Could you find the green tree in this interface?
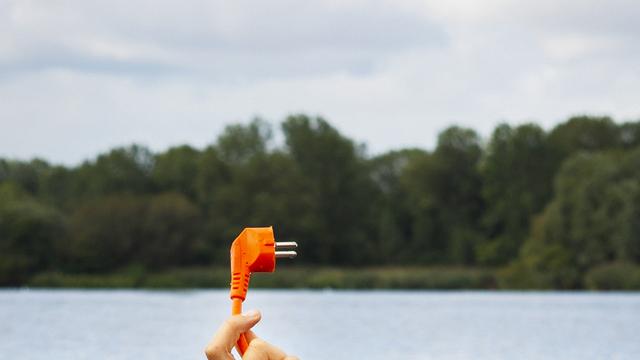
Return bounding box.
[0,159,51,195]
[195,146,231,209]
[369,149,426,263]
[139,193,204,269]
[511,148,640,288]
[548,115,620,159]
[2,114,639,288]
[63,195,147,272]
[204,150,315,264]
[73,145,154,198]
[152,145,201,200]
[0,182,65,285]
[402,127,484,265]
[45,166,74,206]
[196,120,276,263]
[217,118,272,164]
[478,124,555,265]
[282,114,377,264]
[619,121,640,149]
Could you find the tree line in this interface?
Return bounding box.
[1,114,640,288]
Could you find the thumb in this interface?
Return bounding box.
[209,310,262,354]
[233,310,262,333]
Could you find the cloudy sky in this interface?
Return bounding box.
[1,0,639,164]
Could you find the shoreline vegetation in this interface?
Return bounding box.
[26,267,495,289]
[23,264,640,290]
[2,115,640,290]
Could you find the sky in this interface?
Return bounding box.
[1,0,639,165]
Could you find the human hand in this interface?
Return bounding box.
[204,310,298,360]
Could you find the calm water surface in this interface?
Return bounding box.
[1,290,639,359]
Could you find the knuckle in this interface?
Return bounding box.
[203,344,221,358]
[223,317,239,332]
[252,339,267,346]
[249,339,267,349]
[223,317,237,327]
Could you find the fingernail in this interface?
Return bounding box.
[242,309,259,318]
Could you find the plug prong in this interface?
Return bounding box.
[275,251,297,259]
[275,241,298,250]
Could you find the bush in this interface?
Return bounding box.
[25,266,498,289]
[584,263,640,290]
[0,193,65,285]
[497,262,553,290]
[29,272,140,288]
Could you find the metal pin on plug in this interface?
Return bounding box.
[275,241,298,250]
[275,251,297,259]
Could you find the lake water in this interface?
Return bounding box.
[1,290,639,359]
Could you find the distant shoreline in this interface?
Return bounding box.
[7,266,637,291]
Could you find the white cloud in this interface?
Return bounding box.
[0,0,639,164]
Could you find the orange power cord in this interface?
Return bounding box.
[231,298,250,353]
[229,227,297,356]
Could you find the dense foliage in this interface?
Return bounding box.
[1,114,640,288]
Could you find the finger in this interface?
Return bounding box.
[205,310,261,357]
[217,310,261,349]
[283,357,300,360]
[245,330,258,343]
[243,339,287,360]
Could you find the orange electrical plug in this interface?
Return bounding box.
[229,227,297,356]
